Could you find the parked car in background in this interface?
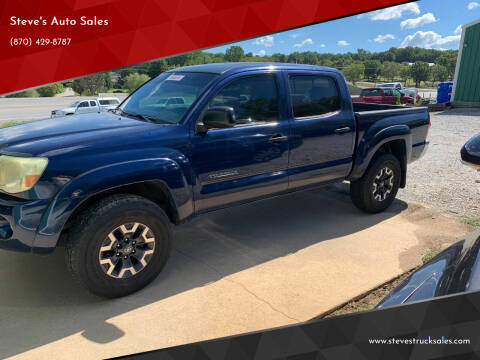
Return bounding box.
[0,63,430,297]
[378,82,403,90]
[461,133,480,172]
[377,135,480,308]
[51,97,120,117]
[352,87,414,105]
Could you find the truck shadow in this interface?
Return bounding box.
[0,183,407,358]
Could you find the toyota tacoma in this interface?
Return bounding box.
[0,63,430,297]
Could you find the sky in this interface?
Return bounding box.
[212,0,480,55]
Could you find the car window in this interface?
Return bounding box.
[393,90,401,97]
[361,89,382,97]
[78,101,89,108]
[384,89,393,96]
[289,75,340,118]
[209,75,279,124]
[120,72,218,124]
[89,101,96,106]
[99,99,120,105]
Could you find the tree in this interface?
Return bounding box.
[343,63,365,84]
[381,62,401,82]
[37,83,64,97]
[399,64,411,87]
[410,62,432,87]
[431,64,449,84]
[72,73,110,95]
[436,51,457,79]
[6,89,39,98]
[224,46,244,62]
[123,73,151,93]
[364,60,381,82]
[148,59,169,78]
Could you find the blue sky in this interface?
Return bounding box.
[212,0,480,55]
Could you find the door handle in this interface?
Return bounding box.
[335,127,351,134]
[269,134,288,143]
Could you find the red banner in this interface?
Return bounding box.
[0,0,411,94]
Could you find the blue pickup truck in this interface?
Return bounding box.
[0,63,430,297]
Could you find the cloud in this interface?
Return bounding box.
[401,30,461,49]
[400,13,438,29]
[364,3,420,21]
[337,40,350,46]
[289,34,299,38]
[319,44,326,48]
[293,38,313,48]
[255,49,266,56]
[372,34,395,43]
[454,25,463,35]
[253,35,274,47]
[468,2,480,10]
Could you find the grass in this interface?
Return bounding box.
[0,121,18,128]
[464,217,480,228]
[422,248,441,264]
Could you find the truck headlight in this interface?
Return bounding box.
[0,156,48,193]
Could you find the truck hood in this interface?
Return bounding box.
[0,112,159,156]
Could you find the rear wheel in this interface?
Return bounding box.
[350,153,401,213]
[66,194,172,298]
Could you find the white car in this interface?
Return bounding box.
[377,82,403,90]
[51,97,121,117]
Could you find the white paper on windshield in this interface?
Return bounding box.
[166,74,184,81]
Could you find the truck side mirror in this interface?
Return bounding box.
[196,106,236,134]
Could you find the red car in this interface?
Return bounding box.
[353,87,414,105]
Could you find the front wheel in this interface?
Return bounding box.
[350,153,401,213]
[66,195,172,298]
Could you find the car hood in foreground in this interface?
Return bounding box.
[461,133,480,167]
[377,230,480,308]
[0,112,158,156]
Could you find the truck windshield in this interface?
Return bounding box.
[119,72,218,124]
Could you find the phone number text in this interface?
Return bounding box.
[10,38,72,47]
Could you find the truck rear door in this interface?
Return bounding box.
[190,71,290,213]
[286,71,355,189]
[382,89,396,104]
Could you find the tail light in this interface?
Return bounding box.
[426,116,431,139]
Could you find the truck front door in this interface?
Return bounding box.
[190,72,290,213]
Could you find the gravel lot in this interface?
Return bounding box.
[397,108,480,217]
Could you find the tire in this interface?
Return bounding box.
[350,153,401,213]
[66,194,172,298]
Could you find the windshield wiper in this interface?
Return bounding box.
[118,110,165,124]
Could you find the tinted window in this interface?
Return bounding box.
[384,89,393,96]
[210,75,279,123]
[289,75,340,118]
[99,99,120,105]
[361,89,382,97]
[90,101,96,106]
[78,101,89,108]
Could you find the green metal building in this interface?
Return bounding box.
[452,19,480,106]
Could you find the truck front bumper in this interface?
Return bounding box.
[0,197,51,253]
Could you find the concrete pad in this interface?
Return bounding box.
[0,184,469,360]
